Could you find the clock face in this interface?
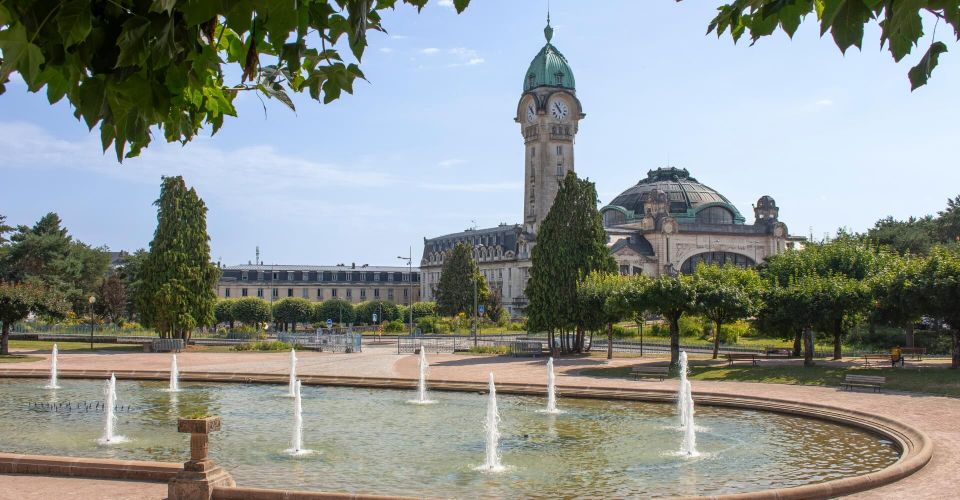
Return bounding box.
[550,100,569,120]
[526,103,536,123]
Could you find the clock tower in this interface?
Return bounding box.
[515,16,584,235]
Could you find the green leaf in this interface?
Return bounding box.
[42,67,70,104]
[820,0,872,53]
[115,17,151,68]
[453,0,470,13]
[879,0,924,62]
[150,0,178,15]
[908,41,948,90]
[0,24,46,86]
[0,5,10,25]
[57,0,93,48]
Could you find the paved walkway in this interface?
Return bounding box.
[0,473,166,500]
[4,345,959,498]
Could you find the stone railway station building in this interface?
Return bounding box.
[419,19,803,317]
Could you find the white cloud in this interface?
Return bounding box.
[0,121,398,220]
[816,99,834,106]
[438,158,466,167]
[446,47,485,67]
[379,47,394,54]
[466,58,485,66]
[420,47,441,55]
[437,0,455,8]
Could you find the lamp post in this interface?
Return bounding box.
[750,240,760,266]
[88,295,96,350]
[397,246,413,335]
[473,270,478,348]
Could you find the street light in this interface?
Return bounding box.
[87,295,96,350]
[750,240,760,266]
[397,246,414,335]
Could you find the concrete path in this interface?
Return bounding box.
[4,345,959,499]
[0,473,166,500]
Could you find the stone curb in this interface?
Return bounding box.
[0,368,933,499]
[0,452,181,482]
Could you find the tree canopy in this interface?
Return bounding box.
[314,297,355,325]
[0,0,470,161]
[232,296,271,327]
[137,176,219,339]
[695,1,959,90]
[526,172,616,354]
[271,296,313,331]
[434,242,488,317]
[691,263,762,359]
[0,281,68,354]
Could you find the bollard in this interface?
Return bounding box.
[168,416,235,500]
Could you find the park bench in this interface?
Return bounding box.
[512,340,544,357]
[631,365,669,381]
[900,347,926,361]
[726,353,758,366]
[841,374,886,393]
[862,354,890,367]
[150,339,184,353]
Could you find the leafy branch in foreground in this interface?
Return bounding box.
[0,0,470,161]
[686,0,957,90]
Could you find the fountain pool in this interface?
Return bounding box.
[0,378,899,498]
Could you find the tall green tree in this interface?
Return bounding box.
[137,176,219,340]
[526,172,616,354]
[214,298,237,329]
[116,249,148,320]
[919,246,960,369]
[873,253,926,347]
[937,195,960,243]
[232,297,271,328]
[695,1,958,90]
[314,298,356,326]
[866,215,938,256]
[0,281,67,354]
[0,214,12,246]
[272,297,315,332]
[0,0,470,161]
[643,275,697,369]
[435,242,488,317]
[691,263,763,359]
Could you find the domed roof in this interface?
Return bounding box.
[523,20,575,92]
[606,167,744,221]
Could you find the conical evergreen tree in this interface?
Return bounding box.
[137,176,219,340]
[435,242,489,317]
[526,172,616,353]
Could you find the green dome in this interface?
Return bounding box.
[523,21,575,92]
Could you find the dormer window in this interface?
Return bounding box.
[554,72,564,85]
[528,74,535,86]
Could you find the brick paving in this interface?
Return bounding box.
[4,344,959,499]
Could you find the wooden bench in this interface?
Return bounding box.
[841,374,886,393]
[726,353,758,366]
[900,347,926,360]
[151,339,184,353]
[631,365,669,381]
[862,354,890,367]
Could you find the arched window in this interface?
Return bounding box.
[696,206,734,224]
[603,210,626,227]
[680,252,755,274]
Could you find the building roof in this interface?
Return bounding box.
[609,234,655,256]
[604,167,745,223]
[224,264,415,273]
[523,19,575,92]
[423,224,521,253]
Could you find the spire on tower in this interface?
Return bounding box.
[544,1,553,42]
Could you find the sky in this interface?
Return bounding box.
[2,1,958,267]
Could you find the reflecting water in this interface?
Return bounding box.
[0,378,899,498]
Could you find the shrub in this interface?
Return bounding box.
[233,297,271,327]
[466,345,510,355]
[719,320,752,344]
[678,315,707,338]
[314,298,355,325]
[383,319,405,333]
[233,341,299,352]
[410,301,438,319]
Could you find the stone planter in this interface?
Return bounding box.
[178,416,221,435]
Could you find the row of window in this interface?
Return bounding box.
[223,287,412,301]
[237,270,418,283]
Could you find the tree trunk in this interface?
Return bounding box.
[833,318,843,360]
[606,324,614,360]
[803,327,814,367]
[792,329,802,357]
[905,322,915,348]
[669,314,680,370]
[586,330,593,352]
[712,319,722,359]
[1,321,9,356]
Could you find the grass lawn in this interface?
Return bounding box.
[0,354,43,363]
[7,340,142,352]
[579,364,960,398]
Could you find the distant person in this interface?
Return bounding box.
[890,346,904,367]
